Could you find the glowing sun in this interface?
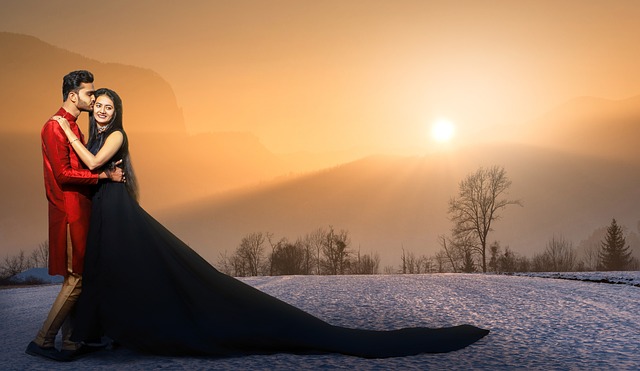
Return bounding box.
[431,118,455,143]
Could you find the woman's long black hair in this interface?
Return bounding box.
[86,88,139,201]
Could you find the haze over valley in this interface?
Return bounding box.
[1,1,640,268]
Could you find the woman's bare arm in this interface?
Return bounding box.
[54,116,124,171]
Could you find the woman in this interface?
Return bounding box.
[55,88,489,358]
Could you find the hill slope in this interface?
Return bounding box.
[158,145,640,267]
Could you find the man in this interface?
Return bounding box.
[25,70,123,362]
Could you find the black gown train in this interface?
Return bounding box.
[72,181,489,358]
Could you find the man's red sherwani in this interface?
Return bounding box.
[41,108,98,276]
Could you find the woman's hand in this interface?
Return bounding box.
[52,115,71,132]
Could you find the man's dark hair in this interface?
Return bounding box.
[62,70,94,101]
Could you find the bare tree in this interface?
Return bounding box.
[542,235,577,272]
[303,228,326,275]
[434,250,449,273]
[438,235,459,273]
[351,248,380,275]
[1,250,30,279]
[236,232,269,276]
[577,226,607,271]
[294,237,315,275]
[448,166,522,272]
[1,242,50,283]
[515,255,531,272]
[230,254,250,277]
[383,265,397,274]
[216,250,234,276]
[438,233,476,273]
[321,226,351,275]
[270,238,307,275]
[402,249,422,274]
[400,248,435,274]
[580,243,600,271]
[29,241,49,268]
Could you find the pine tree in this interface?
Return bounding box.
[599,219,633,271]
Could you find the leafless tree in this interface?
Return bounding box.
[420,255,434,273]
[303,228,326,275]
[448,166,522,272]
[294,236,315,275]
[216,250,234,276]
[580,243,601,271]
[1,250,30,279]
[320,226,351,275]
[400,248,434,274]
[434,250,449,273]
[383,265,397,274]
[270,238,307,275]
[438,234,461,273]
[543,235,577,272]
[515,254,531,272]
[29,241,49,268]
[350,248,380,275]
[236,232,269,276]
[400,248,416,274]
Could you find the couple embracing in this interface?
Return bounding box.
[26,70,489,363]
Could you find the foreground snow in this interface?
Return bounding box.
[1,273,639,370]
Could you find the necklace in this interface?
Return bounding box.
[97,124,111,134]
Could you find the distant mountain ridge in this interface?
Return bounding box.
[1,32,639,269]
[0,32,362,205]
[517,94,640,159]
[0,33,361,256]
[0,32,185,134]
[158,145,640,267]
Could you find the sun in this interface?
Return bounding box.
[431,118,455,143]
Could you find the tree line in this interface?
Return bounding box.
[411,221,638,274]
[431,165,638,273]
[0,241,49,284]
[3,166,638,281]
[216,226,381,277]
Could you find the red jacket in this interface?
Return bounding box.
[41,108,98,276]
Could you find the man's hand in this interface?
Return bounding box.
[107,160,125,182]
[109,167,125,183]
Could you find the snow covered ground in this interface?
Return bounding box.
[1,273,639,370]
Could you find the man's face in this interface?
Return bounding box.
[71,82,95,112]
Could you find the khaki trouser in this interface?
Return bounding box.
[33,225,82,351]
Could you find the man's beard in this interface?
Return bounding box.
[77,98,93,112]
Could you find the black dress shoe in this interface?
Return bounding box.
[25,341,71,362]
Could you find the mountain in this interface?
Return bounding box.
[2,32,639,268]
[0,32,185,135]
[516,95,640,160]
[154,93,640,267]
[157,145,640,267]
[153,95,640,268]
[0,33,365,256]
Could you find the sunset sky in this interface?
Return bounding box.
[2,0,640,154]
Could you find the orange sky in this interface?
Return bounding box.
[2,0,640,153]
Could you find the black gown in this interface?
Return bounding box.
[72,135,489,358]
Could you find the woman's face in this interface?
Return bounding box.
[93,95,115,125]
